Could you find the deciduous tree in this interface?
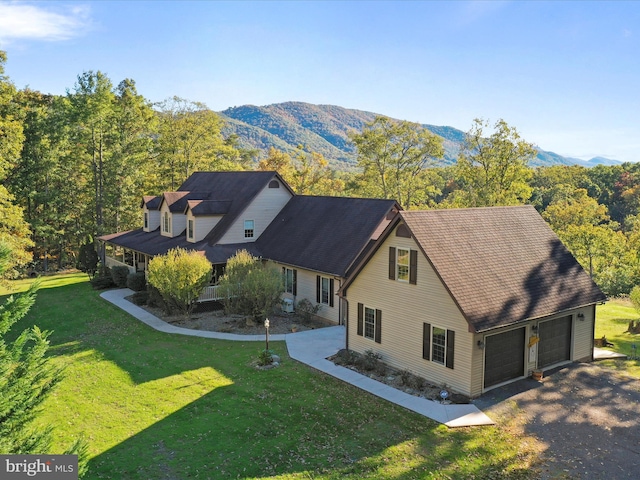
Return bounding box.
[349,116,444,208]
[449,118,535,207]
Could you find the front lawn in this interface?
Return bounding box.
[596,298,640,378]
[5,273,537,479]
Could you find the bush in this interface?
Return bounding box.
[357,349,382,372]
[126,272,147,292]
[295,298,322,323]
[257,349,274,366]
[147,248,212,316]
[130,291,149,305]
[218,250,284,319]
[111,266,130,288]
[90,266,115,290]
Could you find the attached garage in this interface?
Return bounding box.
[484,327,526,389]
[538,315,572,368]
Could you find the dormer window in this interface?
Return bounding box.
[244,220,254,238]
[144,212,149,229]
[163,211,171,234]
[188,219,194,240]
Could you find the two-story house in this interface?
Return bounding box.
[101,172,606,397]
[99,171,400,324]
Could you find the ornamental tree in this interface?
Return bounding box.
[147,247,212,316]
[218,250,284,319]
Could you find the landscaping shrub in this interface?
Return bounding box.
[110,266,130,288]
[126,272,146,292]
[147,248,212,316]
[257,349,275,366]
[218,250,284,319]
[358,349,382,372]
[130,291,149,305]
[90,266,115,290]
[295,298,322,323]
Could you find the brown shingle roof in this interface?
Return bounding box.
[400,206,606,332]
[256,196,399,277]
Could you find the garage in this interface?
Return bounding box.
[484,327,526,389]
[538,315,572,368]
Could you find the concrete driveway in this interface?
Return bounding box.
[475,363,640,479]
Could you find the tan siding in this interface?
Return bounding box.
[271,262,340,324]
[220,182,293,244]
[143,206,160,232]
[186,211,222,243]
[346,228,474,397]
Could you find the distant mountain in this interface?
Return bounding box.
[219,102,621,168]
[567,156,624,167]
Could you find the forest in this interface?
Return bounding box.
[1,50,639,297]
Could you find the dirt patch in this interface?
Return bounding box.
[132,300,332,335]
[475,363,640,479]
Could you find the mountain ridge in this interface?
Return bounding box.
[218,101,622,168]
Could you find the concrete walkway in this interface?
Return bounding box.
[101,289,494,427]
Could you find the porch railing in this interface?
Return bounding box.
[198,285,223,302]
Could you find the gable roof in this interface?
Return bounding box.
[142,195,161,209]
[185,200,231,216]
[256,196,400,277]
[344,205,606,332]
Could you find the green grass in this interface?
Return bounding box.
[4,273,537,479]
[596,298,640,378]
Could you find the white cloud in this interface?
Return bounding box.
[0,1,91,42]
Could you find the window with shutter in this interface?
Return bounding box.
[390,247,417,284]
[316,275,334,307]
[424,324,454,369]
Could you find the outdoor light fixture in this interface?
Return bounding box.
[577,313,585,321]
[531,324,538,332]
[264,318,270,351]
[477,340,485,349]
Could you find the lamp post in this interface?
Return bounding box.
[264,318,270,351]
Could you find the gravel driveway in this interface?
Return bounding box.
[475,363,640,479]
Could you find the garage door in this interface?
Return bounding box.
[484,327,526,389]
[538,316,572,368]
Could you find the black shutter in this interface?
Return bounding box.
[329,278,334,307]
[409,250,418,285]
[389,247,396,280]
[446,329,455,369]
[316,275,320,303]
[357,303,364,336]
[423,323,431,360]
[375,309,382,344]
[292,269,297,296]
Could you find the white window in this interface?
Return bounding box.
[284,267,296,294]
[397,248,409,281]
[162,211,171,233]
[244,220,254,238]
[432,327,446,365]
[321,277,330,304]
[364,306,376,340]
[188,219,194,240]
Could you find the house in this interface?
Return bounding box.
[99,171,400,324]
[101,172,606,397]
[339,206,606,398]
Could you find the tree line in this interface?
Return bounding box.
[2,50,640,296]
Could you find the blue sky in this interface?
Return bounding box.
[1,0,639,162]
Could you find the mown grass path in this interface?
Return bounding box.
[3,273,537,479]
